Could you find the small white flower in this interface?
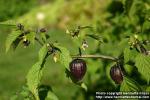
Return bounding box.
[81,40,88,51]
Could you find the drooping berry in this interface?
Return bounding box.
[69,59,87,81]
[110,64,123,84]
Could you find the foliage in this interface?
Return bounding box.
[135,54,150,84]
[5,30,22,52]
[1,0,150,100]
[120,76,142,92]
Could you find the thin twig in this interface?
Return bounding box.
[34,34,117,62]
[71,54,118,61]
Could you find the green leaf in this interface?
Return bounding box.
[142,20,150,34]
[5,30,22,52]
[46,91,59,100]
[26,62,42,100]
[80,82,88,92]
[19,86,33,99]
[10,85,35,100]
[124,48,131,63]
[40,32,47,43]
[123,0,134,15]
[38,44,48,63]
[135,54,150,84]
[124,64,134,75]
[0,20,16,27]
[26,32,36,44]
[124,48,138,63]
[120,76,142,92]
[54,44,72,68]
[38,85,59,100]
[26,44,48,100]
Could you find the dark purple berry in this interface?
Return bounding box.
[110,64,123,84]
[69,59,87,81]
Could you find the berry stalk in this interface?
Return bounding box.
[71,54,118,61]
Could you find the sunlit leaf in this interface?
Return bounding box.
[26,32,36,44]
[80,82,88,92]
[120,76,142,91]
[5,30,22,52]
[38,85,59,100]
[0,20,16,27]
[38,44,48,63]
[54,44,72,68]
[26,44,48,100]
[135,54,150,84]
[26,62,42,100]
[142,20,150,34]
[124,48,138,63]
[46,91,59,100]
[123,0,134,15]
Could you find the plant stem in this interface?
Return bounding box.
[34,36,117,61]
[71,54,118,61]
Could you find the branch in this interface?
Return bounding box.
[34,34,117,61]
[71,54,118,61]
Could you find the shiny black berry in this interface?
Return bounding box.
[110,64,123,84]
[69,59,87,81]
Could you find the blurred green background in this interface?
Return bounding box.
[0,0,150,100]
